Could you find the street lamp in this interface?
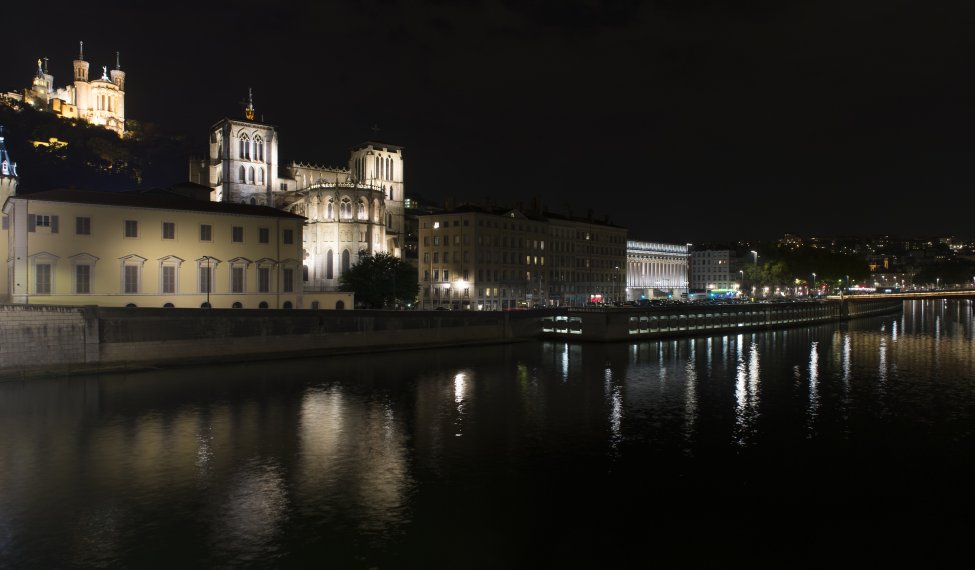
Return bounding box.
[750,250,758,266]
[812,272,817,297]
[936,277,940,290]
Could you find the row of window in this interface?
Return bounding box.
[27,215,293,244]
[238,136,265,161]
[130,300,345,310]
[238,165,266,184]
[32,261,299,295]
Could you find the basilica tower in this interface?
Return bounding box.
[349,142,404,255]
[0,126,18,204]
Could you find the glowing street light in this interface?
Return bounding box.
[750,250,758,266]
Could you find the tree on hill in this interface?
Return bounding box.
[339,251,418,309]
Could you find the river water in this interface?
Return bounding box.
[1,300,974,568]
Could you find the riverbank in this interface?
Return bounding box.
[0,299,905,379]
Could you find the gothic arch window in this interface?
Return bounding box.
[373,199,380,223]
[387,213,393,229]
[341,249,351,274]
[250,197,257,206]
[239,165,246,183]
[389,159,394,181]
[326,249,334,279]
[335,300,345,310]
[248,166,255,183]
[326,199,334,220]
[258,167,264,184]
[239,134,250,159]
[357,198,369,221]
[340,198,352,220]
[254,136,264,162]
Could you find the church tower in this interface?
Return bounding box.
[0,126,18,204]
[349,141,405,255]
[73,41,91,112]
[197,90,279,205]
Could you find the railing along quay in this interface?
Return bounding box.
[540,299,904,341]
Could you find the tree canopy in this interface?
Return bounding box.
[339,251,418,309]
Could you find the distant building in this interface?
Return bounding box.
[689,249,742,292]
[416,204,626,310]
[625,241,689,300]
[188,93,406,291]
[3,42,126,136]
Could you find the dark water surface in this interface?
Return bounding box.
[2,300,974,568]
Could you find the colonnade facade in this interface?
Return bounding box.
[625,241,689,300]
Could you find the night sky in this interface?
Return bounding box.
[2,0,973,243]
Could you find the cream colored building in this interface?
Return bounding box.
[188,95,405,291]
[4,42,126,136]
[1,188,350,310]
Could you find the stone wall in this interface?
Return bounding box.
[0,305,98,375]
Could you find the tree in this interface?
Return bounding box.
[339,251,418,309]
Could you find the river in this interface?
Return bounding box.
[1,300,973,568]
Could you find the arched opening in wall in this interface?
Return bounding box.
[248,166,255,183]
[387,213,392,228]
[357,199,368,221]
[326,200,334,220]
[340,198,352,219]
[239,165,246,182]
[125,303,137,308]
[258,168,264,184]
[311,301,320,309]
[250,197,256,205]
[201,302,212,309]
[326,250,334,279]
[259,301,269,309]
[163,302,174,308]
[335,300,345,310]
[283,301,293,309]
[341,250,351,274]
[303,265,309,282]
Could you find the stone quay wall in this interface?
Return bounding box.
[0,305,540,378]
[1,299,904,378]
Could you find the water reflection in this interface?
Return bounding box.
[2,301,975,567]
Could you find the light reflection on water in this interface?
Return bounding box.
[1,300,975,567]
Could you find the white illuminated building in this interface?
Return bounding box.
[3,42,126,136]
[189,93,405,291]
[626,241,689,300]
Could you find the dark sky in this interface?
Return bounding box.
[3,0,974,242]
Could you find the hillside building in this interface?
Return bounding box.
[3,42,126,136]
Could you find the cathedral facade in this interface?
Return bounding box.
[189,95,405,292]
[3,42,126,136]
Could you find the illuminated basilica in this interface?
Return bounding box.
[189,92,405,291]
[3,42,126,136]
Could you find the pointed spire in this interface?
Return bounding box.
[79,40,84,60]
[115,51,121,70]
[244,88,255,120]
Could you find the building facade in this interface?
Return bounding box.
[0,189,355,309]
[188,98,405,291]
[3,42,126,136]
[688,249,742,292]
[625,241,690,300]
[417,206,626,309]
